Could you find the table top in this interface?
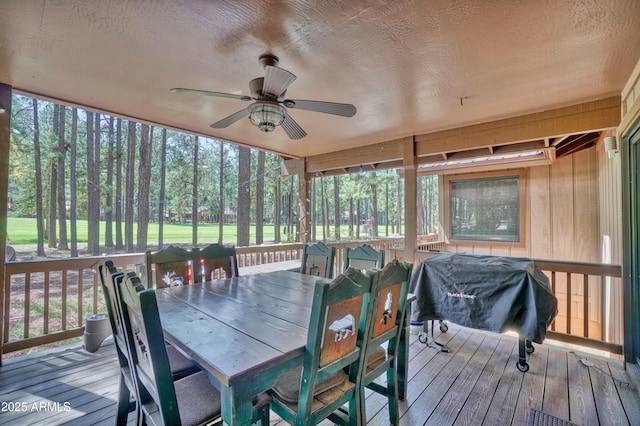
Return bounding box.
[155,270,325,387]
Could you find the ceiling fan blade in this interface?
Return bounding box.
[281,114,307,140]
[210,108,250,128]
[171,88,251,101]
[263,66,296,98]
[284,99,356,117]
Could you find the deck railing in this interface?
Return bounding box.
[407,248,624,356]
[2,238,621,359]
[1,238,403,358]
[534,259,623,355]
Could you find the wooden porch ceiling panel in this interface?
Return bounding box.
[1,1,639,161]
[555,132,601,158]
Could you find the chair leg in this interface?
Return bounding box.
[116,381,134,426]
[386,367,399,426]
[258,404,270,426]
[356,387,366,426]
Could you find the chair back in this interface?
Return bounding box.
[355,259,412,425]
[301,242,335,278]
[145,245,198,288]
[118,274,182,425]
[98,261,142,423]
[367,260,412,348]
[98,261,139,363]
[297,268,372,424]
[197,243,239,282]
[343,244,384,272]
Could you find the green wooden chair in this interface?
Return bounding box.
[268,268,372,425]
[145,245,199,288]
[98,262,139,425]
[300,241,336,278]
[117,274,271,425]
[343,244,384,272]
[99,261,202,424]
[196,243,239,282]
[354,259,412,425]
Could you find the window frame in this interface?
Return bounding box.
[443,169,527,248]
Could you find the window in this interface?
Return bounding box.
[444,170,526,244]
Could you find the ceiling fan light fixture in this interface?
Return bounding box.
[248,102,286,132]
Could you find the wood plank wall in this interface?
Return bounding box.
[444,142,624,344]
[597,131,624,344]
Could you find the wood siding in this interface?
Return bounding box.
[445,146,600,261]
[444,144,625,345]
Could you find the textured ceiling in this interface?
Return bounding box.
[1,0,639,159]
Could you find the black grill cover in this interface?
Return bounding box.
[410,253,558,343]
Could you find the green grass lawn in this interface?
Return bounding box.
[7,217,399,246]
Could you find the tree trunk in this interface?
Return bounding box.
[69,108,78,257]
[192,135,199,246]
[397,176,402,235]
[85,111,94,252]
[310,179,316,242]
[255,150,265,245]
[32,99,46,257]
[136,124,151,252]
[428,175,436,234]
[115,118,124,250]
[320,177,326,241]
[105,116,114,247]
[287,176,294,241]
[125,121,136,252]
[57,105,68,250]
[158,128,167,248]
[333,176,340,240]
[217,141,225,244]
[356,198,361,239]
[417,176,424,235]
[385,181,389,236]
[348,197,354,238]
[90,113,101,255]
[370,179,379,238]
[48,104,58,248]
[236,146,251,246]
[274,179,280,243]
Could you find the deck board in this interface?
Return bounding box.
[512,343,547,425]
[453,335,516,426]
[482,342,527,425]
[1,324,639,426]
[567,350,600,426]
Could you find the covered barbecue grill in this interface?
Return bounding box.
[410,253,558,371]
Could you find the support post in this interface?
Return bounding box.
[403,137,417,263]
[0,83,12,364]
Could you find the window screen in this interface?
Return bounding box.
[449,175,520,242]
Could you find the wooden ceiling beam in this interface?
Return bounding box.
[304,97,619,174]
[551,134,571,146]
[414,96,619,157]
[305,137,407,174]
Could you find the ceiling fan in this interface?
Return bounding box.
[170,54,357,140]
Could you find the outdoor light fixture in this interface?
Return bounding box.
[248,102,286,133]
[604,136,618,158]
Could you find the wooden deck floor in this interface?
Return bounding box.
[1,324,639,426]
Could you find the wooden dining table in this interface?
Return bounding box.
[155,269,412,426]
